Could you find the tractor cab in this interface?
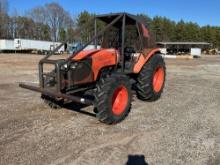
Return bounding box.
[70,13,157,73]
[93,13,157,72]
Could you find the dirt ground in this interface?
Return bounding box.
[0,54,220,165]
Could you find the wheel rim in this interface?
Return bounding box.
[153,67,165,93]
[112,86,128,116]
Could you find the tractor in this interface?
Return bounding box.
[19,13,166,124]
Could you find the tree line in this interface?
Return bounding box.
[0,0,220,48]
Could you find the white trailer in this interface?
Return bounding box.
[84,45,101,50]
[191,48,201,57]
[68,43,101,54]
[159,48,167,55]
[14,39,65,54]
[0,40,15,52]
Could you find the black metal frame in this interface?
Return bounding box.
[19,13,146,105]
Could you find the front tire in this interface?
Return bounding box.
[136,54,166,101]
[94,73,132,124]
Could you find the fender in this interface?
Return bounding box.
[133,48,161,73]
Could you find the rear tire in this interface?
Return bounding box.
[136,54,166,101]
[94,73,132,124]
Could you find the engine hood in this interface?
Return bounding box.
[72,48,118,61]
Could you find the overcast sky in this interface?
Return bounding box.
[8,0,220,26]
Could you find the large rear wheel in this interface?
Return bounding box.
[136,54,166,101]
[94,73,132,124]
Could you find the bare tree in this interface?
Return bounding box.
[28,3,74,41]
[27,6,46,24]
[0,0,9,38]
[0,0,8,14]
[45,3,73,41]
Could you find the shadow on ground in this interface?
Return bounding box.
[126,155,148,165]
[64,102,96,117]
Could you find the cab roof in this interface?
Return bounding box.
[96,12,148,26]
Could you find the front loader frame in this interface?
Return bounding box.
[39,59,63,92]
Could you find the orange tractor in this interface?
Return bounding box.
[19,13,166,124]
